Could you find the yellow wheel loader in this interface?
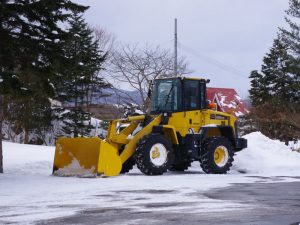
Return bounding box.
[53,77,247,177]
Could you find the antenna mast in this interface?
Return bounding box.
[174,18,178,76]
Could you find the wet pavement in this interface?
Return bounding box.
[38,180,300,225]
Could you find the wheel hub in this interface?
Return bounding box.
[151,147,161,159]
[214,146,229,167]
[149,143,167,166]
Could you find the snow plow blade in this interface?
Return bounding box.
[53,137,122,177]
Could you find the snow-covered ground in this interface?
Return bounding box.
[0,132,300,224]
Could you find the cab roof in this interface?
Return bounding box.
[154,76,207,82]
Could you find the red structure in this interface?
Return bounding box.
[207,87,249,117]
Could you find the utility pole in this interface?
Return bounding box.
[0,95,3,173]
[174,18,178,77]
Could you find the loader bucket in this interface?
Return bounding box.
[53,137,122,177]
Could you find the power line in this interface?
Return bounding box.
[158,39,173,47]
[178,42,249,79]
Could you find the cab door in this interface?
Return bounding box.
[183,79,206,132]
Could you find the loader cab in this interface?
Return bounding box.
[150,77,208,113]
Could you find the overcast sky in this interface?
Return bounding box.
[74,0,289,98]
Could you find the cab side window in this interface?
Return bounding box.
[184,80,200,110]
[199,82,207,108]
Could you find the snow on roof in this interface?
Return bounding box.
[207,87,249,117]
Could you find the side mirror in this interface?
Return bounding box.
[206,79,210,84]
[147,88,152,98]
[147,81,153,98]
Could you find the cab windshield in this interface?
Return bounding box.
[151,78,182,112]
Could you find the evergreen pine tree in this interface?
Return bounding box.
[56,12,109,137]
[249,70,269,106]
[0,1,88,144]
[249,29,299,143]
[261,38,293,102]
[0,1,88,95]
[0,0,87,171]
[281,0,300,104]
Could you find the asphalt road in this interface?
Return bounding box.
[39,179,300,225]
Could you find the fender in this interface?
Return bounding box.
[152,125,179,145]
[199,125,247,151]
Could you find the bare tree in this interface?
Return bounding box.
[108,44,190,111]
[93,27,117,61]
[84,27,116,108]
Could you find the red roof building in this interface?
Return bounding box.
[207,87,249,117]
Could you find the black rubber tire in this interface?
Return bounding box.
[120,156,135,174]
[200,136,234,174]
[170,161,191,171]
[136,134,174,175]
[119,146,136,174]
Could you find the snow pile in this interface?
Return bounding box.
[53,158,96,177]
[233,132,300,175]
[2,141,54,175]
[2,132,300,177]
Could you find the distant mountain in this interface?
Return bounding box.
[242,98,252,109]
[91,88,143,106]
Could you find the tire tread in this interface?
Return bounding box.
[200,136,234,174]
